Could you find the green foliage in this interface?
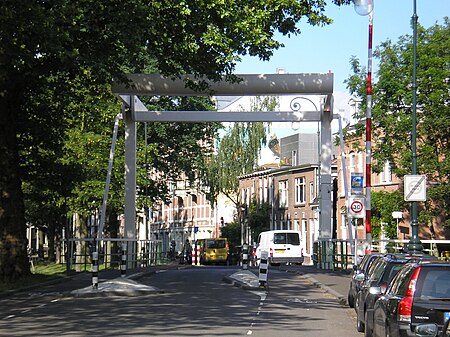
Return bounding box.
[371,191,408,239]
[206,96,279,209]
[247,200,271,242]
[220,222,241,251]
[346,19,450,230]
[136,96,220,208]
[0,0,351,281]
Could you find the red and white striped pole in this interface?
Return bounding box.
[365,10,373,250]
[191,244,196,266]
[353,0,374,252]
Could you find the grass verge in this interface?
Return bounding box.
[0,261,69,294]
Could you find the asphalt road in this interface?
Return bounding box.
[0,265,360,336]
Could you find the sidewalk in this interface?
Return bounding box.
[225,265,352,305]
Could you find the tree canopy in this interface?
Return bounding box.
[0,0,350,282]
[206,97,279,208]
[345,18,450,230]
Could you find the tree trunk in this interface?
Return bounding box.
[47,222,56,262]
[0,89,31,283]
[74,213,88,272]
[107,209,120,267]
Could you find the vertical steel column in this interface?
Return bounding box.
[319,99,333,269]
[124,97,137,267]
[319,101,333,239]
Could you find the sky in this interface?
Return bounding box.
[235,0,449,94]
[231,0,449,163]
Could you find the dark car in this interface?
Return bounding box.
[372,260,450,337]
[355,254,436,337]
[348,252,382,308]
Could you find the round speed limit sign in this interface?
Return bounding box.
[349,197,365,218]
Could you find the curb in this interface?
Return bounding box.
[303,274,348,306]
[283,268,349,306]
[222,275,262,290]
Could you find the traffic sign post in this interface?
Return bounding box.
[404,175,426,202]
[350,173,364,195]
[348,196,365,218]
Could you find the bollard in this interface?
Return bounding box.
[196,246,201,265]
[242,243,249,270]
[258,250,269,288]
[191,244,196,266]
[92,251,99,289]
[121,243,127,277]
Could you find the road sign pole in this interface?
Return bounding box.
[408,0,423,254]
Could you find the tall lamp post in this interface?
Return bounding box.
[407,0,423,254]
[353,0,374,248]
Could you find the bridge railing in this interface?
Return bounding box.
[60,238,166,273]
[313,239,450,271]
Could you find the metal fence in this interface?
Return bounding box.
[50,237,450,273]
[313,239,450,271]
[62,238,166,273]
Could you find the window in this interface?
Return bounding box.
[264,177,268,203]
[206,239,226,249]
[379,160,392,184]
[273,232,300,245]
[279,180,288,208]
[259,178,263,204]
[292,150,297,166]
[295,177,306,204]
[309,181,316,202]
[349,151,355,172]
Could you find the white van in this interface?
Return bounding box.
[255,230,304,266]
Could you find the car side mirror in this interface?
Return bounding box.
[369,286,382,295]
[415,323,438,337]
[355,273,365,282]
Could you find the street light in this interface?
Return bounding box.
[353,0,373,16]
[407,0,423,254]
[353,0,374,249]
[392,211,403,239]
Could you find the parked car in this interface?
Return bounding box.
[355,254,436,337]
[255,230,304,266]
[348,252,382,308]
[196,238,229,265]
[372,260,450,337]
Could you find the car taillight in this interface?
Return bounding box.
[380,284,387,296]
[398,267,421,323]
[270,248,273,257]
[301,248,304,257]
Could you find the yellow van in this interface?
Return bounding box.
[196,238,229,265]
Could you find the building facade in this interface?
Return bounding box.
[239,163,326,265]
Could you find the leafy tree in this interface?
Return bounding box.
[206,97,279,210]
[136,96,220,209]
[371,191,408,239]
[1,0,350,282]
[220,222,241,250]
[345,19,450,231]
[247,199,271,243]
